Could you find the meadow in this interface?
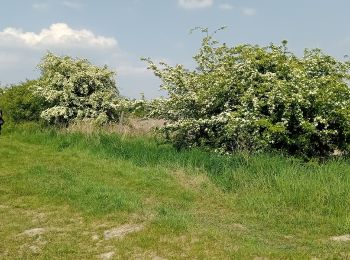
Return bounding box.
[1,124,350,259]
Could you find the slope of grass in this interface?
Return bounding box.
[2,124,350,258]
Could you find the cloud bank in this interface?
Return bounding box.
[0,23,156,97]
[0,23,117,49]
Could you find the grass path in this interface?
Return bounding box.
[1,129,350,258]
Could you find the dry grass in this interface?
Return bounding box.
[64,118,165,136]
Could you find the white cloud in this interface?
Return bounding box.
[242,7,256,16]
[0,23,158,97]
[32,3,49,11]
[62,0,83,10]
[218,3,233,10]
[0,23,117,49]
[178,0,213,9]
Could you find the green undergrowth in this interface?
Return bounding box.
[2,124,350,258]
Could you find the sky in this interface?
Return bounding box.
[0,0,349,98]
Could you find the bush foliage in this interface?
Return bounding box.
[35,53,122,125]
[145,31,350,157]
[0,80,48,123]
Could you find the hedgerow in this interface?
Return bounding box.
[144,30,350,157]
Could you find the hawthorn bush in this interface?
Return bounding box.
[35,53,123,125]
[144,33,350,157]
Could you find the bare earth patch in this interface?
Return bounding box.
[104,224,144,240]
[19,228,48,255]
[232,223,247,230]
[330,234,350,242]
[28,245,41,254]
[152,257,167,260]
[99,251,115,259]
[21,228,46,237]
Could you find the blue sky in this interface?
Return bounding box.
[0,0,349,98]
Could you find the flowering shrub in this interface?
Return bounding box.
[126,94,154,118]
[144,33,350,157]
[36,53,122,125]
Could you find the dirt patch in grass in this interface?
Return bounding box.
[21,227,46,237]
[98,251,115,259]
[104,223,144,240]
[330,234,350,242]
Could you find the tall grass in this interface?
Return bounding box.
[7,123,350,228]
[3,123,350,258]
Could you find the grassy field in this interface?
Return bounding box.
[2,125,350,259]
